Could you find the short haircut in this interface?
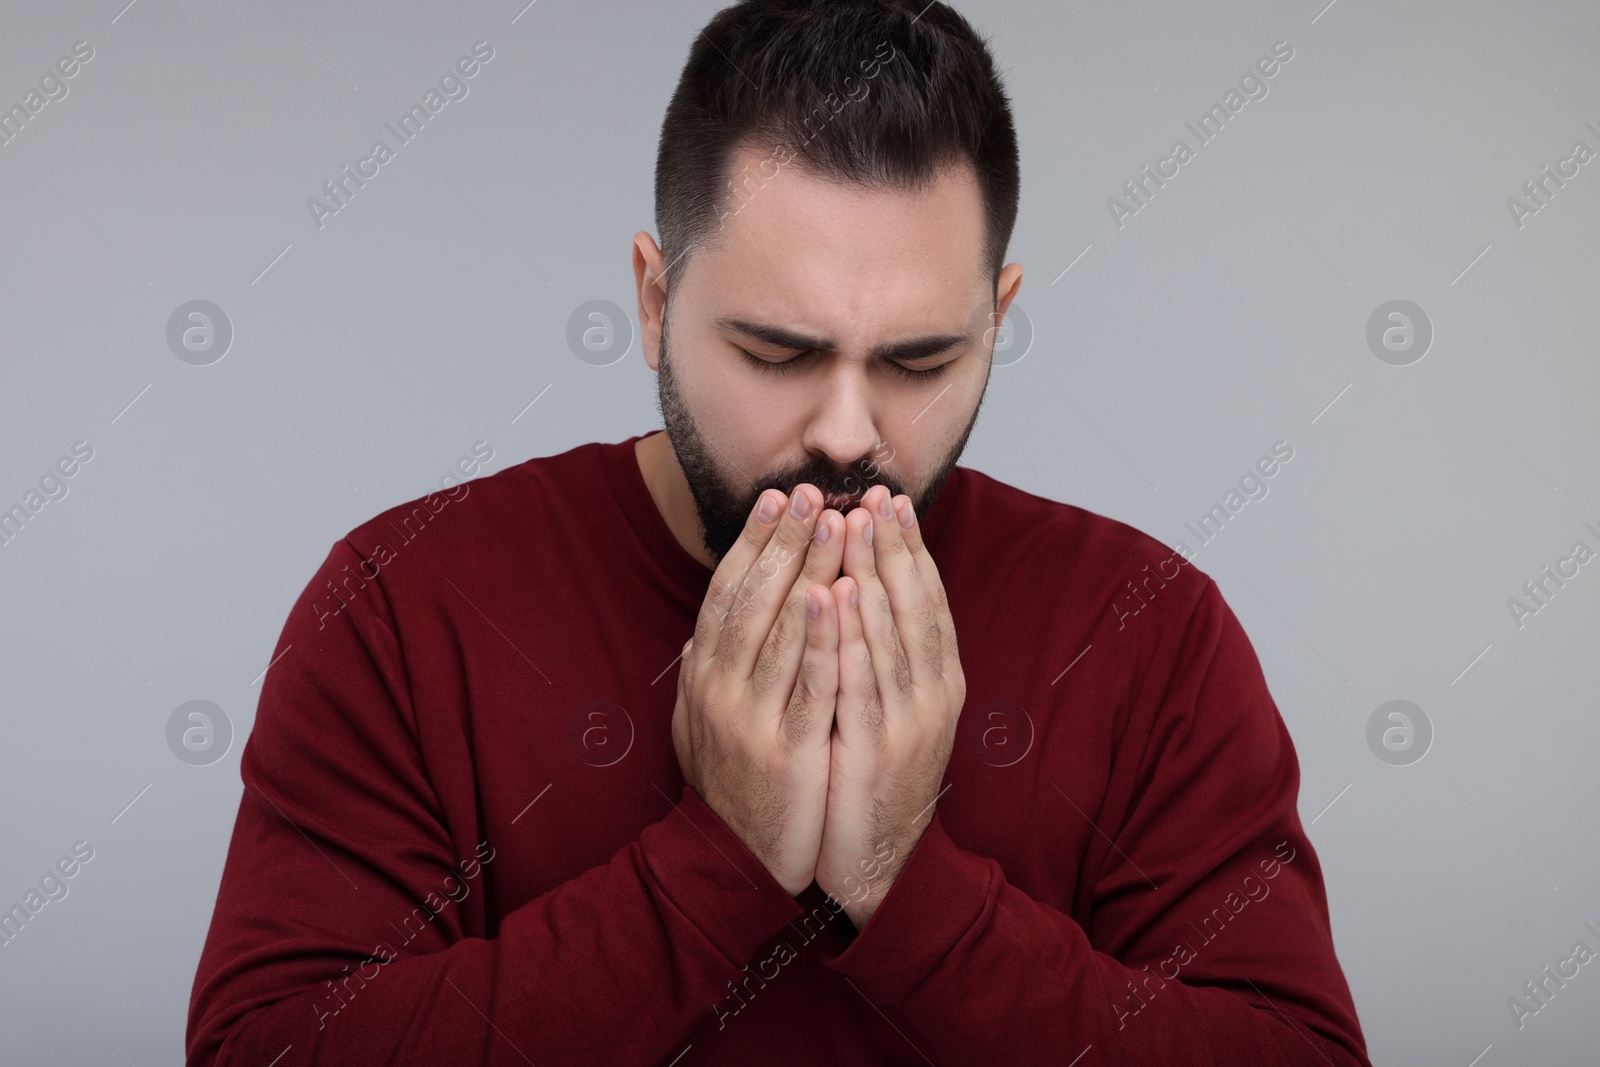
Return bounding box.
[654,0,1020,295]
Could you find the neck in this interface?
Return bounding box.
[635,430,716,570]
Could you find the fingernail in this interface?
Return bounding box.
[757,492,781,524]
[897,497,915,529]
[862,519,873,546]
[849,584,859,609]
[815,516,831,545]
[876,490,894,520]
[807,589,820,619]
[790,488,813,520]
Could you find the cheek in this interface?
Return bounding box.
[696,383,797,473]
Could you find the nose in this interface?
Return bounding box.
[801,360,882,471]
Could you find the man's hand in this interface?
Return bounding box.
[815,484,966,927]
[671,483,848,897]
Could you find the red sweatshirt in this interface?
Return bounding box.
[187,430,1370,1067]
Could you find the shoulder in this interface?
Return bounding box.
[339,438,600,563]
[946,465,1215,628]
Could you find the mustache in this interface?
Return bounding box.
[755,458,905,505]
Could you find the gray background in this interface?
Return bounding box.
[1,0,1596,1064]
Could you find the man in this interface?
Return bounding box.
[188,2,1371,1064]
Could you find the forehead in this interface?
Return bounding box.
[682,141,990,332]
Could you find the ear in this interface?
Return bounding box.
[633,231,669,371]
[994,261,1024,322]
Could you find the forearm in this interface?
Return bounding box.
[191,785,804,1067]
[823,818,1369,1067]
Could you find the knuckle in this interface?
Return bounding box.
[921,626,942,676]
[859,687,885,732]
[751,644,782,695]
[693,610,717,649]
[753,623,794,693]
[799,644,828,682]
[739,522,771,555]
[784,681,814,739]
[768,598,799,648]
[774,522,810,560]
[719,607,749,660]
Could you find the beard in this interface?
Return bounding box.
[653,303,985,565]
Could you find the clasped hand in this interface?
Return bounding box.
[671,482,966,928]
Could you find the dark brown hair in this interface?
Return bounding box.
[654,0,1019,293]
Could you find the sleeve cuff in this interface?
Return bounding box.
[637,783,806,968]
[821,812,994,1004]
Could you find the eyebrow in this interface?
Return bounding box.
[715,317,971,362]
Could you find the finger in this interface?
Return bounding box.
[861,485,941,690]
[695,488,787,665]
[832,575,884,745]
[753,506,845,702]
[841,502,913,706]
[783,582,839,750]
[678,636,695,695]
[892,492,959,685]
[720,483,823,680]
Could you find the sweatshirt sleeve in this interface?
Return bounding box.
[819,576,1371,1067]
[186,538,805,1067]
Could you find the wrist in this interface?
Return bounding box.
[841,886,885,930]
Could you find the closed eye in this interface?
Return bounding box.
[735,347,951,382]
